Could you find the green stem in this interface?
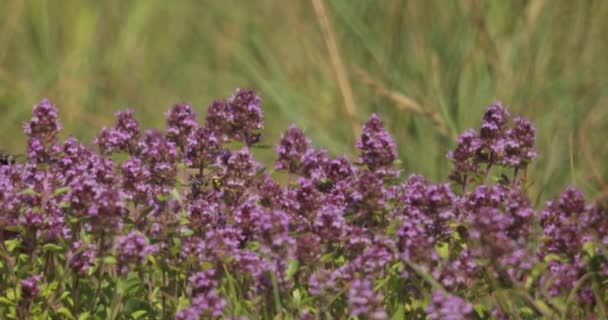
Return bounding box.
[73,275,81,313]
[402,260,447,293]
[162,268,167,319]
[90,232,107,312]
[270,270,282,315]
[513,289,555,319]
[561,272,594,320]
[592,275,607,319]
[512,167,519,187]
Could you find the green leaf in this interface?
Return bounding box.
[124,298,153,319]
[4,225,24,233]
[251,144,272,149]
[170,188,182,202]
[59,291,71,301]
[435,242,449,259]
[180,228,194,237]
[147,255,158,267]
[391,304,405,320]
[544,253,561,263]
[53,186,71,197]
[4,239,21,252]
[6,289,15,300]
[21,188,38,196]
[131,310,147,319]
[583,241,595,257]
[103,256,117,265]
[42,243,64,252]
[0,297,14,306]
[56,307,74,320]
[284,259,299,281]
[292,289,302,307]
[77,311,91,320]
[320,252,335,263]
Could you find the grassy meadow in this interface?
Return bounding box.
[0,0,607,201]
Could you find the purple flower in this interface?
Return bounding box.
[0,167,21,228]
[23,99,62,164]
[295,177,322,214]
[175,289,227,319]
[59,137,94,181]
[189,269,218,296]
[187,195,222,231]
[351,237,396,277]
[190,290,226,318]
[254,209,296,259]
[254,173,284,208]
[166,103,198,150]
[357,114,397,172]
[23,98,61,143]
[115,230,157,274]
[228,88,264,145]
[399,175,456,242]
[350,171,388,222]
[232,194,261,228]
[68,241,97,275]
[296,233,322,265]
[300,148,329,182]
[447,102,537,186]
[137,129,178,199]
[178,237,206,264]
[120,157,150,203]
[347,278,388,320]
[21,274,42,301]
[204,88,263,146]
[233,249,270,294]
[432,249,479,290]
[584,197,608,246]
[94,109,141,154]
[327,155,357,185]
[461,185,536,282]
[308,268,337,297]
[175,307,201,320]
[396,218,432,262]
[275,124,310,173]
[447,129,482,184]
[87,184,127,233]
[425,290,474,320]
[540,186,587,257]
[203,227,242,263]
[205,99,232,138]
[538,187,596,302]
[314,203,347,242]
[185,126,222,169]
[219,148,262,195]
[502,117,537,168]
[480,101,509,139]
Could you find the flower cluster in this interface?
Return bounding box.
[425,290,474,320]
[1,91,606,319]
[448,101,537,186]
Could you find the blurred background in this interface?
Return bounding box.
[0,0,607,202]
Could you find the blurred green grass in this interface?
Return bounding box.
[0,0,607,201]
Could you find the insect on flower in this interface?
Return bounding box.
[0,151,23,166]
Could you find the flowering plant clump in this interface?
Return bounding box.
[1,90,607,319]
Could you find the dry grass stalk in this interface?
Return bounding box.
[354,66,456,140]
[311,0,360,140]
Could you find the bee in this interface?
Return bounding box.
[0,152,19,166]
[189,174,206,195]
[0,150,25,166]
[211,177,222,190]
